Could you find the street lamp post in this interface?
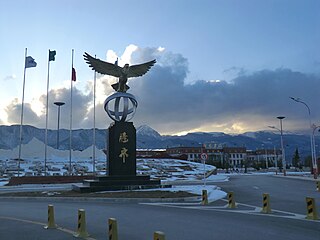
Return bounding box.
[268,116,286,176]
[268,127,281,173]
[290,97,317,179]
[312,124,320,175]
[265,148,268,169]
[261,144,268,169]
[273,146,278,174]
[277,116,286,176]
[54,102,65,149]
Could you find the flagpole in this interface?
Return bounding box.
[93,55,97,175]
[44,50,51,176]
[69,49,74,175]
[18,48,28,177]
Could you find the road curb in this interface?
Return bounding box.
[272,175,318,181]
[0,196,201,203]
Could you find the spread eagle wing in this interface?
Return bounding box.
[127,59,156,78]
[83,52,122,77]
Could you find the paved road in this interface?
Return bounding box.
[217,175,320,214]
[0,175,319,240]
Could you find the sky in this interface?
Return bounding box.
[0,0,320,135]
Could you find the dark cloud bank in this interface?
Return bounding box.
[5,47,320,134]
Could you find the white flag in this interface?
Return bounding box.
[25,56,37,68]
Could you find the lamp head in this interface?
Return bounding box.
[289,96,301,102]
[54,101,65,106]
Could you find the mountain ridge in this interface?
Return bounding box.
[0,124,317,160]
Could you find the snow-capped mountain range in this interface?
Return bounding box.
[0,124,317,159]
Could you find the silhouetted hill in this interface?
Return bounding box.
[0,125,316,161]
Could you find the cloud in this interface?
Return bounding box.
[5,88,93,129]
[127,48,320,134]
[3,74,16,81]
[3,45,320,135]
[6,98,40,125]
[39,87,94,129]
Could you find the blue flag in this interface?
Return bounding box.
[25,56,37,68]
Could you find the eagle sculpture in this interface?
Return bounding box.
[84,52,156,92]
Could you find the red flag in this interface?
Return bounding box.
[72,67,76,81]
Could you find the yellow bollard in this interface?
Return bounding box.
[74,209,89,238]
[154,231,166,240]
[261,193,272,214]
[306,197,318,220]
[202,190,208,205]
[44,204,57,229]
[108,218,118,240]
[227,191,236,208]
[317,181,320,192]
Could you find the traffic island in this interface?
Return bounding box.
[7,175,95,185]
[73,122,168,193]
[0,190,196,199]
[72,175,166,193]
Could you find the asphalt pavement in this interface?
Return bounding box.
[0,175,319,240]
[217,174,320,215]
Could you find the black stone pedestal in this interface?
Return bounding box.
[73,122,165,193]
[107,121,136,176]
[72,175,163,193]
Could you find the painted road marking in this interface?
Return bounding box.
[141,200,320,223]
[0,216,97,240]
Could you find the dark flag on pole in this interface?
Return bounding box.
[49,50,56,61]
[19,49,37,176]
[72,67,76,81]
[25,56,37,68]
[69,49,75,175]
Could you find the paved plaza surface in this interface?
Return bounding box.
[0,175,319,240]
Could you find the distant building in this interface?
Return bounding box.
[165,146,246,166]
[223,147,247,167]
[136,149,167,158]
[247,149,282,165]
[165,147,202,160]
[165,145,282,168]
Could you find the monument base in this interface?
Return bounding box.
[72,175,165,193]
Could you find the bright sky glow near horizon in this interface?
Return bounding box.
[0,0,319,135]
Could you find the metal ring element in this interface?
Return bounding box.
[104,92,138,122]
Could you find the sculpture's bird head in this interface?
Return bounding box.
[122,64,130,74]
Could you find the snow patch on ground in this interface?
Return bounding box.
[0,139,230,202]
[165,185,227,202]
